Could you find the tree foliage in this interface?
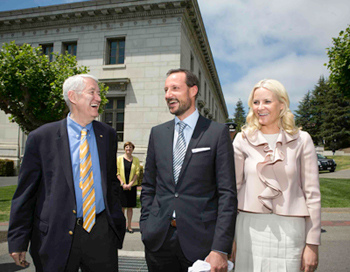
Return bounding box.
[233,99,246,132]
[0,42,108,134]
[326,25,350,98]
[295,76,350,149]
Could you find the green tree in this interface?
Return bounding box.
[233,99,246,132]
[295,91,313,128]
[326,25,350,98]
[296,76,350,149]
[0,42,108,134]
[315,79,350,149]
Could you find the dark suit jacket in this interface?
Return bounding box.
[7,118,125,272]
[140,115,237,262]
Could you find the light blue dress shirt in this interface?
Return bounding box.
[67,114,105,218]
[172,109,199,219]
[173,108,200,149]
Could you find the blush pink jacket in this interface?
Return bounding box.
[233,129,321,245]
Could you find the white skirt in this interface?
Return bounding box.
[235,212,306,272]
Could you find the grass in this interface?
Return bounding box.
[320,178,350,207]
[323,155,350,171]
[0,179,349,222]
[0,185,16,222]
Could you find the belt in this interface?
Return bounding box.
[170,219,176,227]
[76,210,105,226]
[76,217,83,225]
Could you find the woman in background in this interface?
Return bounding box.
[117,141,140,233]
[232,79,321,272]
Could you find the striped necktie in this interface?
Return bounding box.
[173,121,187,183]
[79,128,96,232]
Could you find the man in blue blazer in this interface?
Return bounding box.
[140,69,237,272]
[8,74,125,272]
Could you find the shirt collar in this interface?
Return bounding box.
[174,108,199,130]
[67,113,93,135]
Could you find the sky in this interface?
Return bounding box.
[0,0,349,117]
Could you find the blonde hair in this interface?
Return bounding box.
[242,79,299,135]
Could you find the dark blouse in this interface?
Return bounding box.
[123,158,132,184]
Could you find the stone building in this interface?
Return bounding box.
[0,0,228,165]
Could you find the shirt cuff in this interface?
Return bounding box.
[212,249,228,255]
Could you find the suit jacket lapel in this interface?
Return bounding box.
[166,121,175,182]
[93,121,107,197]
[57,119,75,198]
[176,115,209,186]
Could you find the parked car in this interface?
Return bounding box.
[317,154,337,172]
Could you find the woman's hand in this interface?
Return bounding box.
[228,240,236,263]
[301,244,318,272]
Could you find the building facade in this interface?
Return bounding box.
[0,0,228,165]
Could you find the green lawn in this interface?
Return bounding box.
[0,185,16,222]
[0,179,349,222]
[324,155,350,171]
[320,178,350,207]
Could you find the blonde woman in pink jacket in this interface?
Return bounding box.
[231,79,321,272]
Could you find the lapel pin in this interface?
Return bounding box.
[100,135,103,138]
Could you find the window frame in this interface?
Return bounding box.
[106,37,126,65]
[40,43,54,62]
[102,97,125,142]
[62,41,77,56]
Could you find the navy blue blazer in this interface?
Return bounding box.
[140,115,237,262]
[8,118,125,272]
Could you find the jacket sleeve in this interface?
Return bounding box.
[300,132,321,245]
[233,133,245,192]
[116,156,123,178]
[135,158,141,177]
[140,128,157,230]
[8,131,41,253]
[211,125,237,254]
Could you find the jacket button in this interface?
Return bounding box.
[69,231,73,235]
[175,193,179,198]
[72,210,76,214]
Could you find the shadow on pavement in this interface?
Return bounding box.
[0,263,30,272]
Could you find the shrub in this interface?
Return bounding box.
[0,159,15,176]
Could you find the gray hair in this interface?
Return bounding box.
[63,74,99,110]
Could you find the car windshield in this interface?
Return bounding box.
[317,154,326,159]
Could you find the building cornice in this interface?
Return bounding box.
[186,1,228,117]
[0,1,187,31]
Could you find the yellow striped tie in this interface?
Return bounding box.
[79,128,96,232]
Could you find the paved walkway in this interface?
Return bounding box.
[319,169,350,179]
[1,176,350,271]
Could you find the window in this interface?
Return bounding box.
[209,92,211,108]
[107,38,125,65]
[102,98,125,142]
[190,53,194,72]
[198,70,201,95]
[63,42,77,56]
[40,43,53,62]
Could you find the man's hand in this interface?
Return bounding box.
[10,251,29,267]
[301,244,318,272]
[206,250,228,272]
